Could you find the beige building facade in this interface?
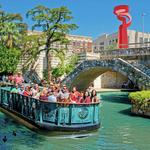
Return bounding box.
[93,30,150,53]
[66,34,92,53]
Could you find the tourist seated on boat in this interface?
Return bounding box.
[10,84,19,93]
[81,91,91,104]
[47,91,57,102]
[14,72,24,85]
[39,88,48,101]
[52,84,60,97]
[91,89,99,103]
[70,86,81,103]
[77,91,84,104]
[48,82,55,92]
[31,84,40,99]
[23,86,32,97]
[56,88,63,101]
[62,85,70,99]
[57,85,70,102]
[18,84,25,95]
[86,83,94,95]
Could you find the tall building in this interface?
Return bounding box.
[93,30,150,53]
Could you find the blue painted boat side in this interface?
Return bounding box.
[0,87,100,131]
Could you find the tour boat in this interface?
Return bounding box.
[0,86,100,132]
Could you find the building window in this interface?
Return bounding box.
[144,38,148,42]
[139,37,143,47]
[139,37,143,43]
[144,38,148,46]
[128,36,130,42]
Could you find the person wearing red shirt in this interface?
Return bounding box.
[70,87,81,103]
[23,86,32,97]
[82,91,91,104]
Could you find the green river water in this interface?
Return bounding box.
[0,92,150,150]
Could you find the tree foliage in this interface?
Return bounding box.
[129,91,150,111]
[52,53,78,78]
[0,45,21,73]
[0,5,78,78]
[0,5,26,74]
[20,33,46,72]
[0,6,27,48]
[27,5,78,81]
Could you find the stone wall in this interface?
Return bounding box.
[62,58,150,91]
[93,71,128,89]
[100,71,128,88]
[131,104,150,118]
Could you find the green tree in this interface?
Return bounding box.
[1,22,21,48]
[51,51,78,78]
[20,33,46,72]
[0,45,21,73]
[65,54,78,74]
[27,5,77,81]
[0,6,26,74]
[0,6,27,48]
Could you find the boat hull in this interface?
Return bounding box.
[0,87,101,132]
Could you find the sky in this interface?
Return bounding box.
[0,0,150,39]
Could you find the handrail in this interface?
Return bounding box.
[117,58,150,79]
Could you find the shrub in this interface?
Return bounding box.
[129,91,150,109]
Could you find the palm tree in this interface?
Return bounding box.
[1,22,21,48]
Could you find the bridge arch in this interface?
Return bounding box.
[62,58,150,90]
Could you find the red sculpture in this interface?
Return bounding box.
[114,5,132,49]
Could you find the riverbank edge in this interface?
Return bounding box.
[96,88,137,92]
[131,104,150,118]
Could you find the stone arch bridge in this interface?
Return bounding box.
[62,58,150,91]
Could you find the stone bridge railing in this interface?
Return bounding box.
[116,58,150,89]
[99,47,150,59]
[62,58,150,90]
[78,47,150,62]
[128,61,150,76]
